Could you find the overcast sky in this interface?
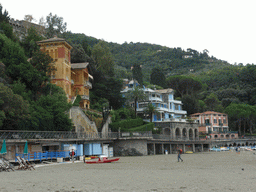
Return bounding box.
[1,0,256,64]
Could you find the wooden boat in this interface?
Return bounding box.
[85,157,120,164]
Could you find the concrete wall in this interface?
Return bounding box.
[70,106,98,134]
[113,139,147,156]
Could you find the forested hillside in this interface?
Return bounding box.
[1,6,256,134]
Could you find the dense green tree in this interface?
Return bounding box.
[181,95,199,115]
[144,103,159,122]
[132,64,143,86]
[21,26,43,58]
[0,83,30,130]
[45,13,67,38]
[150,67,166,88]
[71,43,89,63]
[126,86,146,118]
[166,75,203,98]
[224,103,256,135]
[28,84,73,131]
[91,77,124,110]
[91,40,115,76]
[0,4,9,23]
[204,93,223,112]
[0,33,37,86]
[239,64,256,87]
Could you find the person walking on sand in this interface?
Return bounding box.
[70,149,75,163]
[177,148,183,162]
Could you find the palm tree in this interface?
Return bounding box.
[127,86,146,118]
[144,103,159,122]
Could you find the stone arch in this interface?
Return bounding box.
[229,144,233,147]
[242,143,245,146]
[231,134,235,139]
[189,129,194,140]
[237,143,241,147]
[220,135,224,139]
[175,128,181,139]
[163,128,171,135]
[226,134,230,139]
[233,143,237,146]
[214,135,218,139]
[246,142,248,146]
[182,128,187,139]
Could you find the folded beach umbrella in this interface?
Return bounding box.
[23,141,28,154]
[0,139,7,154]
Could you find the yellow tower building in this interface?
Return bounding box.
[37,36,92,109]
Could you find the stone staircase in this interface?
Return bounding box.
[70,106,98,134]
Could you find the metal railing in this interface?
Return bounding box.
[81,95,89,100]
[84,81,92,88]
[0,130,119,140]
[119,131,152,138]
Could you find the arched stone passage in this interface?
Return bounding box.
[189,129,193,140]
[163,128,171,135]
[231,135,235,139]
[175,128,181,139]
[237,143,241,147]
[221,135,224,139]
[233,143,237,146]
[182,128,187,139]
[226,134,230,139]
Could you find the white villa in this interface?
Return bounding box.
[121,82,187,122]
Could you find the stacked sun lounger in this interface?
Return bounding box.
[0,158,15,172]
[16,156,35,171]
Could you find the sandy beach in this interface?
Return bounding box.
[1,151,256,192]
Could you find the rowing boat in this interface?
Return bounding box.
[85,157,120,164]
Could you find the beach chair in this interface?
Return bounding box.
[21,157,35,170]
[0,158,14,172]
[16,156,29,170]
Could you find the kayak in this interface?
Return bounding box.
[85,157,120,164]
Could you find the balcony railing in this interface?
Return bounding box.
[84,81,92,88]
[81,95,89,100]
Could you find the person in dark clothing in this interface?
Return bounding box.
[178,148,183,162]
[69,149,75,163]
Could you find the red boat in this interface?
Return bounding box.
[85,157,120,164]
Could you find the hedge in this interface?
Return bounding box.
[128,123,154,132]
[109,118,144,132]
[73,95,81,106]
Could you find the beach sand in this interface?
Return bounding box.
[1,151,256,192]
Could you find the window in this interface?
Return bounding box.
[205,119,210,124]
[214,119,217,123]
[223,119,227,123]
[219,119,222,124]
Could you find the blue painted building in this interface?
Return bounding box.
[121,84,187,122]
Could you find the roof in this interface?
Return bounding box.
[155,88,174,94]
[71,63,89,69]
[37,36,72,49]
[190,111,227,116]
